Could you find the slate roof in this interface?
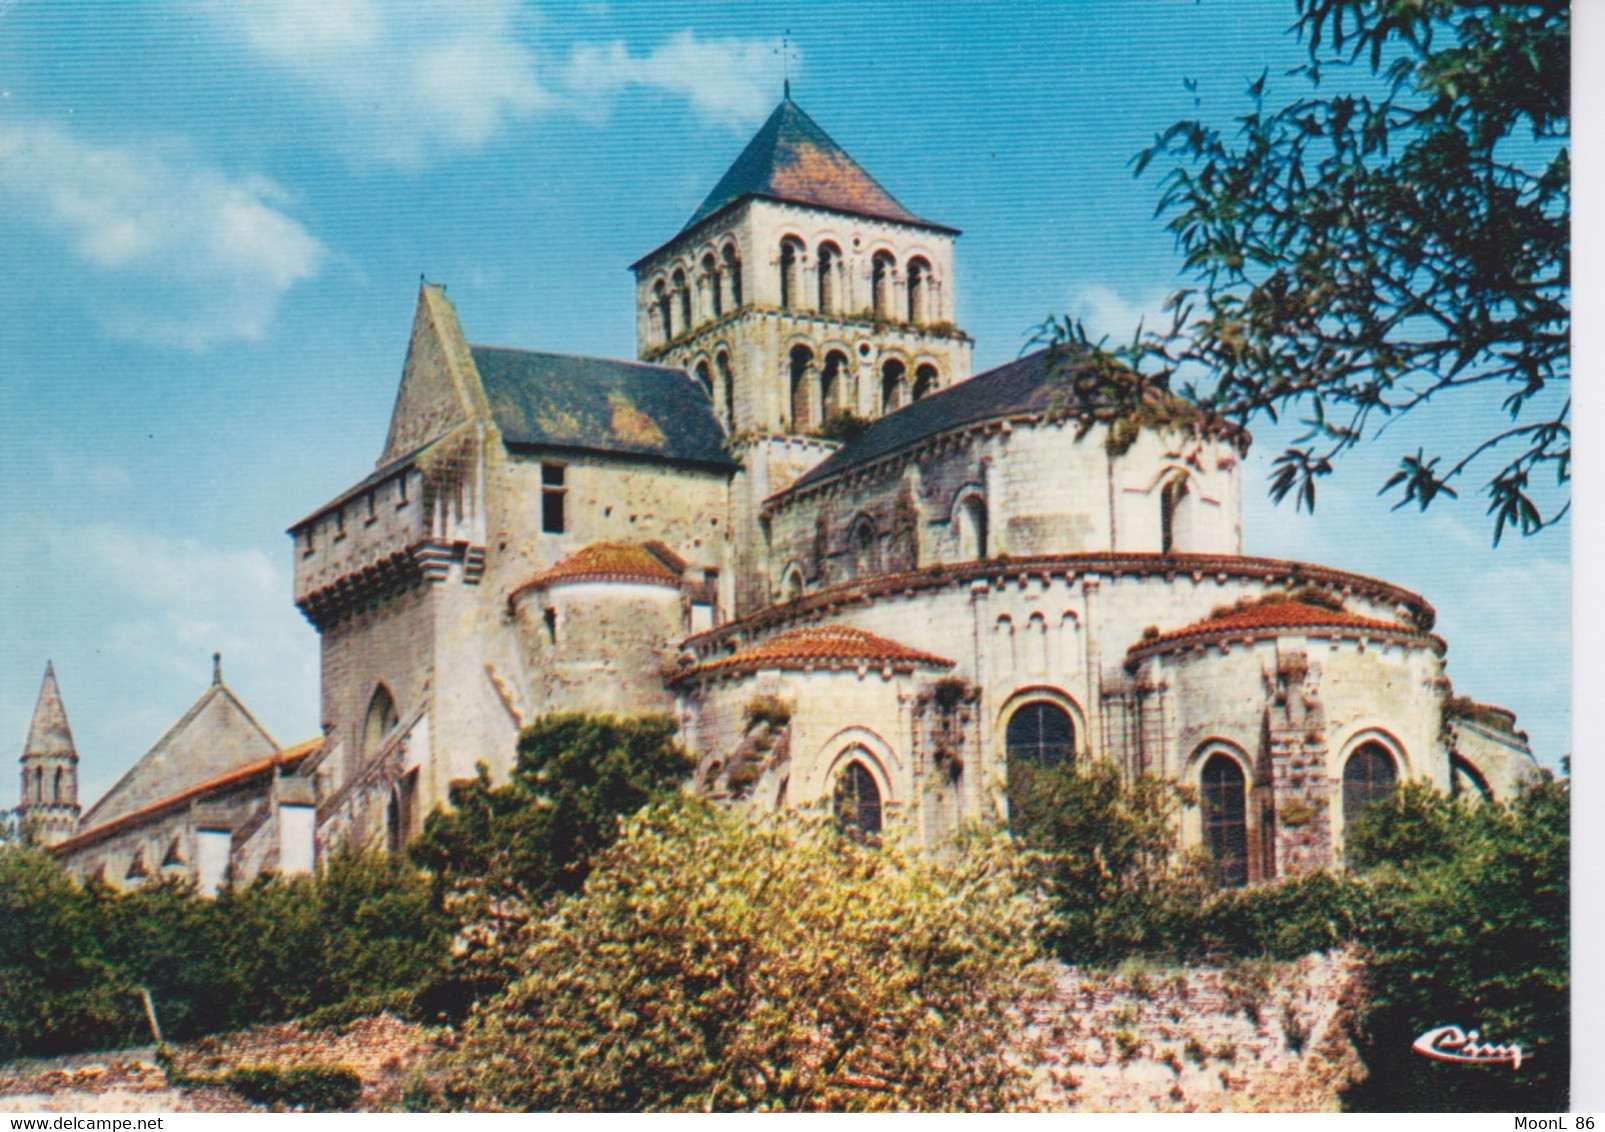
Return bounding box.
[522,542,684,591]
[680,97,948,234]
[790,348,1076,492]
[23,662,77,761]
[1132,599,1443,657]
[675,625,953,682]
[472,346,736,470]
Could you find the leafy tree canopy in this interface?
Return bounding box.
[1058,0,1568,543]
[448,803,1052,1112]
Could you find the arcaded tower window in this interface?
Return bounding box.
[779,236,804,309]
[816,241,841,313]
[906,256,930,323]
[880,358,906,412]
[722,243,742,307]
[702,253,722,319]
[673,268,691,332]
[912,363,938,401]
[1201,753,1248,887]
[654,279,672,341]
[872,250,895,318]
[789,344,814,432]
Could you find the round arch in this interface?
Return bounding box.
[949,482,988,561]
[778,560,806,603]
[1332,727,1409,844]
[1186,740,1256,887]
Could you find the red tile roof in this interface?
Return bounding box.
[1133,600,1442,657]
[523,542,683,590]
[53,737,321,857]
[677,624,953,682]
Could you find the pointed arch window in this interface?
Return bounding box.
[363,684,399,763]
[779,237,804,310]
[834,760,882,837]
[872,250,895,318]
[816,241,841,313]
[1201,753,1248,887]
[907,257,931,323]
[1342,742,1398,825]
[723,243,743,307]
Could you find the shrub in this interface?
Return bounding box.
[448,803,1050,1111]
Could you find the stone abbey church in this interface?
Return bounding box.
[19,96,1537,891]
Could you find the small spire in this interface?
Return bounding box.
[212,652,223,685]
[784,77,791,100]
[23,661,77,762]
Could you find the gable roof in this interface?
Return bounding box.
[54,738,320,857]
[681,97,949,234]
[473,346,736,470]
[787,347,1243,495]
[78,677,280,829]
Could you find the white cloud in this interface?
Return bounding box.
[203,3,783,165]
[560,31,789,131]
[1064,283,1177,346]
[0,121,324,350]
[210,0,551,169]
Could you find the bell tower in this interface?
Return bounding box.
[630,95,972,616]
[629,94,972,439]
[17,661,81,847]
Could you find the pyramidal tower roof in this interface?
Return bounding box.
[681,95,949,233]
[24,662,77,762]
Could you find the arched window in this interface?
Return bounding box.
[849,517,877,579]
[1451,755,1493,802]
[673,268,692,331]
[1201,754,1248,887]
[1005,701,1074,769]
[723,243,743,307]
[779,237,804,310]
[880,358,906,413]
[834,760,882,837]
[955,493,987,560]
[654,279,672,342]
[816,241,841,313]
[52,767,63,803]
[872,250,895,318]
[363,684,399,762]
[1342,742,1398,825]
[912,364,938,401]
[780,563,804,603]
[702,252,722,319]
[695,359,714,398]
[1161,473,1192,554]
[716,351,735,432]
[789,344,814,432]
[907,256,931,323]
[820,350,848,419]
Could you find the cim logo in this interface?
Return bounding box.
[1412,1024,1529,1069]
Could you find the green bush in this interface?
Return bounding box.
[410,713,694,1011]
[448,803,1051,1112]
[1341,775,1568,1112]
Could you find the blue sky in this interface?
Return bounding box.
[0,0,1571,808]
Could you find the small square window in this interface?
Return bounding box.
[542,462,565,487]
